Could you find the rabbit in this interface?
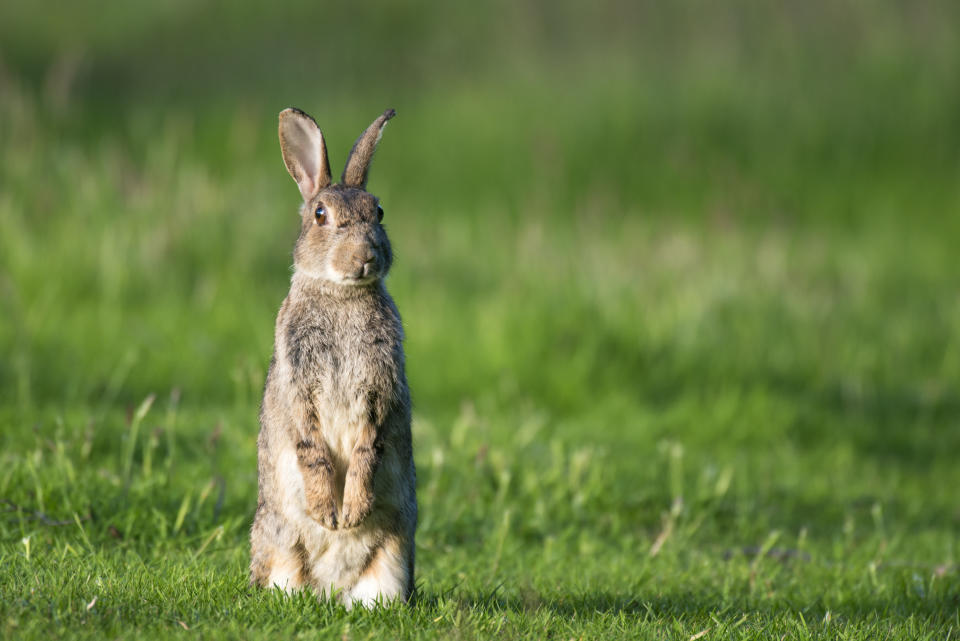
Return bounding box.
[249,107,416,609]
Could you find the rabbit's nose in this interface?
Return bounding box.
[357,250,378,277]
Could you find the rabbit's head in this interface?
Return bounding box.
[278,108,396,286]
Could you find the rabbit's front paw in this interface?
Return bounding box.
[298,441,338,529]
[306,496,339,530]
[340,492,373,529]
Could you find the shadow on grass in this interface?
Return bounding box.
[413,588,960,625]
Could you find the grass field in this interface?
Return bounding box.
[2,1,960,638]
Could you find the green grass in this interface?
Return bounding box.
[2,1,960,638]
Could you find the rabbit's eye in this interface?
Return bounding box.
[377,205,384,222]
[315,206,327,225]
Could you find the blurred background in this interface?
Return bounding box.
[1,0,959,630]
[3,0,957,412]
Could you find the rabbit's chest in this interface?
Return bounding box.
[290,331,385,391]
[310,377,367,457]
[287,328,393,448]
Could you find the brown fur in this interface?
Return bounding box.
[341,109,396,188]
[250,108,415,608]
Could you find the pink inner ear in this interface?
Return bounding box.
[289,129,320,197]
[298,176,317,201]
[280,112,329,201]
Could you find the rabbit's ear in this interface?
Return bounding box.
[341,109,396,188]
[279,108,332,201]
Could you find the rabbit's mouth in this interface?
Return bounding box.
[293,261,383,287]
[328,264,383,287]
